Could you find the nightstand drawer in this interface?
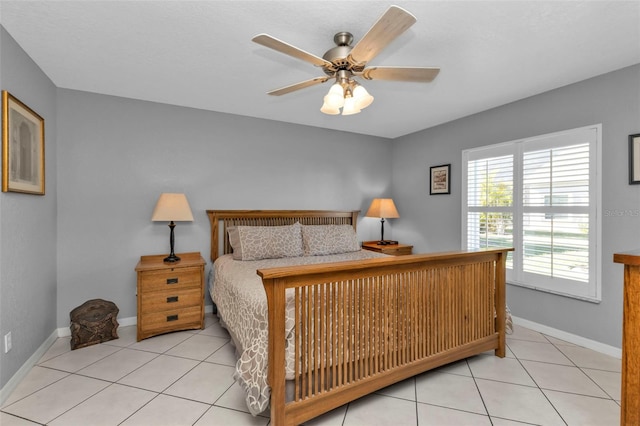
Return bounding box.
[140,305,202,331]
[139,269,201,291]
[140,288,201,313]
[381,246,413,256]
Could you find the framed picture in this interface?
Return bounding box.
[2,90,45,195]
[630,134,640,185]
[430,164,451,195]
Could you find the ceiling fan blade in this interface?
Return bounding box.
[348,6,417,66]
[267,76,330,96]
[252,34,333,68]
[361,67,440,82]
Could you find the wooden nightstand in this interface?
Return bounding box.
[135,252,205,341]
[362,241,413,256]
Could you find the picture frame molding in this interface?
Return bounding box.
[2,90,45,195]
[430,163,451,195]
[630,133,640,185]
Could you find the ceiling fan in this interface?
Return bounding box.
[252,5,440,115]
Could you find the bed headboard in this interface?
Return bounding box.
[206,210,360,262]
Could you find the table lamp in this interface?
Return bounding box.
[151,193,194,263]
[365,198,399,245]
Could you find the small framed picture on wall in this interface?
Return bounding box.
[430,164,451,195]
[630,134,640,185]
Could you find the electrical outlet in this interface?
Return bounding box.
[4,332,12,353]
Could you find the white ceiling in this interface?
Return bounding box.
[1,1,639,139]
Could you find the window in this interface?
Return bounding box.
[462,125,601,302]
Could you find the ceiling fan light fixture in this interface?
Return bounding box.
[352,84,374,110]
[320,97,340,115]
[324,83,345,108]
[341,95,361,115]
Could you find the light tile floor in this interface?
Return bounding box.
[1,314,621,425]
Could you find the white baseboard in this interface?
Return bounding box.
[512,315,622,359]
[0,329,59,406]
[1,305,215,406]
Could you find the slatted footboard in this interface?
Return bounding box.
[258,249,510,426]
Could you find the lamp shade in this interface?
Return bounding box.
[325,83,345,108]
[341,96,361,116]
[365,198,399,219]
[151,193,194,222]
[353,85,374,110]
[320,97,340,115]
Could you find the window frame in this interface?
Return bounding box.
[462,124,602,302]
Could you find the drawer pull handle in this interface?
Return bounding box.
[167,278,178,284]
[167,314,179,322]
[167,296,179,303]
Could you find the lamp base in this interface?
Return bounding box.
[163,221,181,263]
[376,240,398,246]
[163,254,181,263]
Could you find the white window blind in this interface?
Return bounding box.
[466,152,515,269]
[462,125,601,301]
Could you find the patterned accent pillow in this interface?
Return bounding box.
[228,222,303,261]
[302,225,360,256]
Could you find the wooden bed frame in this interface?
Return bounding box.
[207,209,511,426]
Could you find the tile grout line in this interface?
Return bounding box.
[544,333,621,401]
[0,366,71,410]
[44,376,113,425]
[116,388,163,426]
[465,356,495,425]
[507,340,570,426]
[412,376,418,426]
[1,411,45,425]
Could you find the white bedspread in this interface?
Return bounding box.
[210,250,388,415]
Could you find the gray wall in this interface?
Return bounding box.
[391,64,640,348]
[55,89,392,326]
[0,27,58,388]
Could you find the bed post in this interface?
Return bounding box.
[495,250,507,358]
[262,276,287,426]
[351,210,359,231]
[208,211,220,262]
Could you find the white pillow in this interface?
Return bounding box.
[302,224,360,256]
[228,222,303,261]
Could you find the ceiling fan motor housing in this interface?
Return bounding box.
[322,32,365,75]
